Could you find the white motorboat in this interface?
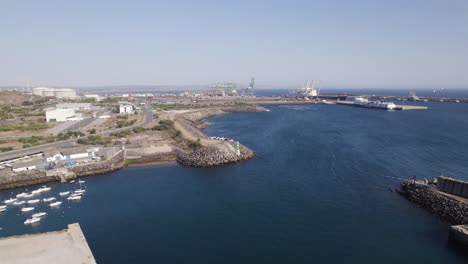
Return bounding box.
[40,186,51,192]
[21,207,35,212]
[67,195,82,201]
[4,198,17,204]
[69,180,75,184]
[24,193,34,198]
[24,217,41,224]
[27,199,40,204]
[59,191,70,196]
[31,189,43,195]
[43,197,56,202]
[78,180,85,184]
[16,192,28,198]
[0,205,6,210]
[32,212,47,218]
[13,201,26,206]
[74,189,86,194]
[49,201,62,207]
[0,208,6,213]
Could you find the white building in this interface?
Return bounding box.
[119,102,135,114]
[32,87,77,99]
[61,147,99,160]
[56,103,92,111]
[12,160,37,173]
[45,108,75,122]
[84,94,102,102]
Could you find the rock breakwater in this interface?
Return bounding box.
[399,181,468,225]
[176,142,254,167]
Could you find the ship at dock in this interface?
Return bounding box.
[353,97,396,110]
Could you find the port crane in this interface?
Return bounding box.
[241,77,255,96]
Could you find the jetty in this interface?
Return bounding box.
[0,223,96,264]
[399,176,468,250]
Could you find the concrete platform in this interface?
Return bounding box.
[0,223,96,264]
[449,225,468,248]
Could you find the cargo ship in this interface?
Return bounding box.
[353,97,396,110]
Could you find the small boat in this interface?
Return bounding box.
[43,197,56,202]
[0,208,6,213]
[27,199,40,204]
[78,180,85,184]
[0,205,6,210]
[16,192,28,198]
[74,189,86,194]
[4,198,17,204]
[31,189,43,195]
[69,180,76,184]
[49,201,62,207]
[24,217,41,224]
[13,201,26,206]
[21,207,35,212]
[67,195,82,201]
[24,193,34,198]
[32,212,47,218]
[40,186,51,192]
[59,191,70,196]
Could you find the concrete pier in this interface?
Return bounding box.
[0,223,96,264]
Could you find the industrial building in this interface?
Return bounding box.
[45,108,76,122]
[32,87,77,99]
[56,103,92,111]
[119,102,136,114]
[84,94,102,102]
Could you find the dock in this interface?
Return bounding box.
[0,223,96,264]
[336,101,428,110]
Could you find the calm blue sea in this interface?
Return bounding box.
[1,101,468,263]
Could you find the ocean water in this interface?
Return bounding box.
[1,102,468,263]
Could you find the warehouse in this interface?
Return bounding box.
[45,108,76,122]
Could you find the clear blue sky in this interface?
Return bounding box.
[1,0,467,89]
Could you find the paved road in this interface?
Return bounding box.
[0,107,153,162]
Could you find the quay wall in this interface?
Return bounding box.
[399,181,468,225]
[0,171,59,190]
[68,150,125,177]
[437,176,468,199]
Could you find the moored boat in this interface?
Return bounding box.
[24,193,34,198]
[49,201,62,207]
[32,212,47,218]
[0,207,5,213]
[0,205,6,210]
[24,217,41,224]
[74,189,86,194]
[16,192,28,198]
[67,195,82,201]
[21,207,35,212]
[13,201,26,206]
[43,197,56,202]
[4,198,17,204]
[40,186,51,192]
[31,189,43,195]
[27,199,40,204]
[59,191,70,196]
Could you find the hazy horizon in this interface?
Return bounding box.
[2,0,468,89]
